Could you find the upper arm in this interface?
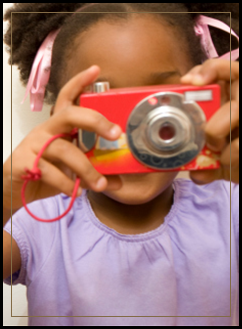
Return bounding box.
[3,230,21,281]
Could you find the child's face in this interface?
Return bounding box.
[65,15,195,205]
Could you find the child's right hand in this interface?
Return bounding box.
[3,65,123,210]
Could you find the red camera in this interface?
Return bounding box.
[78,83,220,175]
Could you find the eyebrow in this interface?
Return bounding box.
[94,71,181,87]
[149,71,181,80]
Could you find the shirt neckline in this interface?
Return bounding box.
[82,179,181,242]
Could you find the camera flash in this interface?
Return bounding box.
[148,97,158,105]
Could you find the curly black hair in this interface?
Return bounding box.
[3,3,239,105]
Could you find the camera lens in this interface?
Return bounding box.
[127,91,206,169]
[159,122,176,141]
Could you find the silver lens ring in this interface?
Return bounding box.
[144,106,192,152]
[126,92,206,170]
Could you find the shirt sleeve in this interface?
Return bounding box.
[231,183,239,256]
[222,181,239,257]
[3,221,29,285]
[3,195,62,286]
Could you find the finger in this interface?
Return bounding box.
[28,157,82,198]
[80,175,123,191]
[189,168,224,185]
[40,138,109,192]
[104,175,123,191]
[54,65,101,111]
[190,139,239,185]
[205,100,239,151]
[46,105,122,138]
[181,59,239,86]
[189,167,239,185]
[181,74,230,106]
[180,65,202,83]
[220,138,239,168]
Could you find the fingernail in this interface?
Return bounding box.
[96,177,107,189]
[87,65,99,73]
[110,125,122,137]
[77,187,82,196]
[192,74,205,86]
[181,74,193,82]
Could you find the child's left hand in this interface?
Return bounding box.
[181,59,239,185]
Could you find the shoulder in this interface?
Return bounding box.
[174,178,239,202]
[3,192,87,285]
[4,192,86,229]
[173,178,239,237]
[173,178,239,224]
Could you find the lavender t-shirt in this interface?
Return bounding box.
[4,179,239,326]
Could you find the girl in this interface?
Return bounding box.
[3,3,239,326]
